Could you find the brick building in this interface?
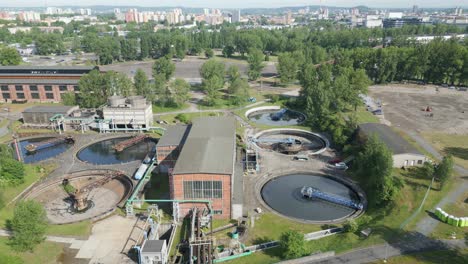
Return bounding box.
[167,117,240,220]
[155,125,190,173]
[0,66,98,103]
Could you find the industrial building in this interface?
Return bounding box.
[22,105,79,126]
[158,117,243,220]
[140,239,168,264]
[0,66,98,103]
[358,123,428,167]
[103,96,153,129]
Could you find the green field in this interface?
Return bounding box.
[422,132,468,169]
[0,237,64,264]
[152,103,190,113]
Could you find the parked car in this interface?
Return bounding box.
[334,162,348,170]
[293,155,309,161]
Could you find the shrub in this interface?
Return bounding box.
[175,114,189,124]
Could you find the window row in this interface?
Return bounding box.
[2,93,55,99]
[0,85,79,91]
[183,180,223,199]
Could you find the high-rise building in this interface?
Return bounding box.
[232,9,241,23]
[412,5,419,14]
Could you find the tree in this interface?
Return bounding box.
[173,34,188,60]
[343,219,359,233]
[153,57,175,81]
[228,77,250,105]
[134,69,150,97]
[169,78,190,107]
[355,135,402,206]
[35,34,65,55]
[227,65,241,82]
[205,48,214,58]
[9,200,48,252]
[222,45,235,58]
[247,48,265,81]
[435,155,454,188]
[200,59,225,89]
[279,230,307,259]
[61,92,76,106]
[277,52,299,84]
[0,47,21,66]
[0,158,25,185]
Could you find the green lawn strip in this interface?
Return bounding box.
[352,106,380,124]
[0,117,7,127]
[152,103,190,113]
[0,237,64,264]
[370,249,468,264]
[46,221,92,237]
[421,132,468,169]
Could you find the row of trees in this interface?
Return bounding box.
[0,46,21,66]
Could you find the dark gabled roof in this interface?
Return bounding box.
[359,123,422,155]
[172,117,236,175]
[23,105,77,114]
[0,79,80,84]
[141,240,165,253]
[156,125,190,147]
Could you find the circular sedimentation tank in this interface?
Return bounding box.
[77,136,156,165]
[260,173,364,223]
[22,170,133,224]
[14,137,73,164]
[252,129,328,155]
[246,106,306,126]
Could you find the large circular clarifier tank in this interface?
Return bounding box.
[77,137,156,165]
[253,129,328,155]
[261,173,361,222]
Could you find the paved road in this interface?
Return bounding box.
[408,131,468,236]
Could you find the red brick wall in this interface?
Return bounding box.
[171,173,231,219]
[0,84,77,103]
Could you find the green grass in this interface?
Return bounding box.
[371,249,468,264]
[421,132,468,169]
[354,107,380,124]
[155,111,225,124]
[0,118,7,128]
[0,164,54,229]
[152,103,190,113]
[0,237,64,264]
[46,221,92,237]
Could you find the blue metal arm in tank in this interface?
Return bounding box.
[251,137,296,144]
[301,186,363,210]
[270,109,287,121]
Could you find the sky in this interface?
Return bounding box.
[1,0,466,8]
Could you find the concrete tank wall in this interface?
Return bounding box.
[108,96,126,107]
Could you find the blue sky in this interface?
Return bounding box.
[2,0,466,8]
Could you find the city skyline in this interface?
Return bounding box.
[1,0,467,9]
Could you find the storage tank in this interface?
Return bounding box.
[134,163,149,180]
[127,96,146,107]
[108,96,126,107]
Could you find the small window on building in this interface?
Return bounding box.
[16,92,25,99]
[44,85,52,91]
[2,93,10,99]
[45,93,54,99]
[15,85,23,91]
[29,85,38,91]
[1,85,9,91]
[213,210,223,215]
[417,160,423,165]
[73,85,79,91]
[31,93,40,99]
[59,85,67,91]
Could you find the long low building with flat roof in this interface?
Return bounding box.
[0,66,98,103]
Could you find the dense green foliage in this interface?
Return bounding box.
[0,145,25,186]
[9,200,48,252]
[61,92,76,106]
[200,59,226,105]
[279,230,307,259]
[0,46,21,66]
[355,135,403,207]
[435,155,454,188]
[247,48,265,80]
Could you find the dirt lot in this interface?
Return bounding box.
[369,84,468,134]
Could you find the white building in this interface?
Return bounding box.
[232,9,241,23]
[103,96,153,129]
[386,12,403,19]
[140,240,168,264]
[365,15,383,28]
